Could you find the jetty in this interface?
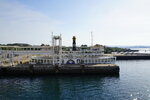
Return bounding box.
[113,53,150,60]
[0,64,119,76]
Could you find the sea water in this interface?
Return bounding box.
[0,60,150,100]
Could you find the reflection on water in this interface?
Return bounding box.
[0,60,150,100]
[0,76,119,100]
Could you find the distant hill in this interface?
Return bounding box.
[6,43,31,46]
[104,46,131,54]
[125,46,150,48]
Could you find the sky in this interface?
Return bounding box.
[0,0,150,46]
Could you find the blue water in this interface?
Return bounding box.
[0,60,150,100]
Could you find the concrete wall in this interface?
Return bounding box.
[0,64,119,76]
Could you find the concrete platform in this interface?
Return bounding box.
[116,55,150,60]
[0,64,119,76]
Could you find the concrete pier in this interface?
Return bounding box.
[115,53,150,60]
[0,64,119,76]
[105,53,150,60]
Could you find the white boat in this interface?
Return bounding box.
[29,35,116,65]
[0,35,116,66]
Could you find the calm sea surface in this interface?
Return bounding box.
[0,60,150,100]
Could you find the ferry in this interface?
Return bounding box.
[29,35,116,65]
[0,35,116,66]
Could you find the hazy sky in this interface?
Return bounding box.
[0,0,150,46]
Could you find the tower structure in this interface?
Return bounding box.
[72,36,76,51]
[52,34,62,65]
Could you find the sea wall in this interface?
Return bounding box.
[0,64,119,76]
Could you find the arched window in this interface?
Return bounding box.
[77,59,80,64]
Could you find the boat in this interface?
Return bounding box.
[29,35,116,65]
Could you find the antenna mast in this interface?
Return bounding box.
[51,32,53,46]
[91,31,93,47]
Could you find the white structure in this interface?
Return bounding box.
[0,35,116,66]
[52,34,62,65]
[0,45,52,66]
[29,35,116,65]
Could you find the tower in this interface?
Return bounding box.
[52,34,62,65]
[72,36,76,51]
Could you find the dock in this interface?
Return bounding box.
[0,64,119,76]
[115,53,150,60]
